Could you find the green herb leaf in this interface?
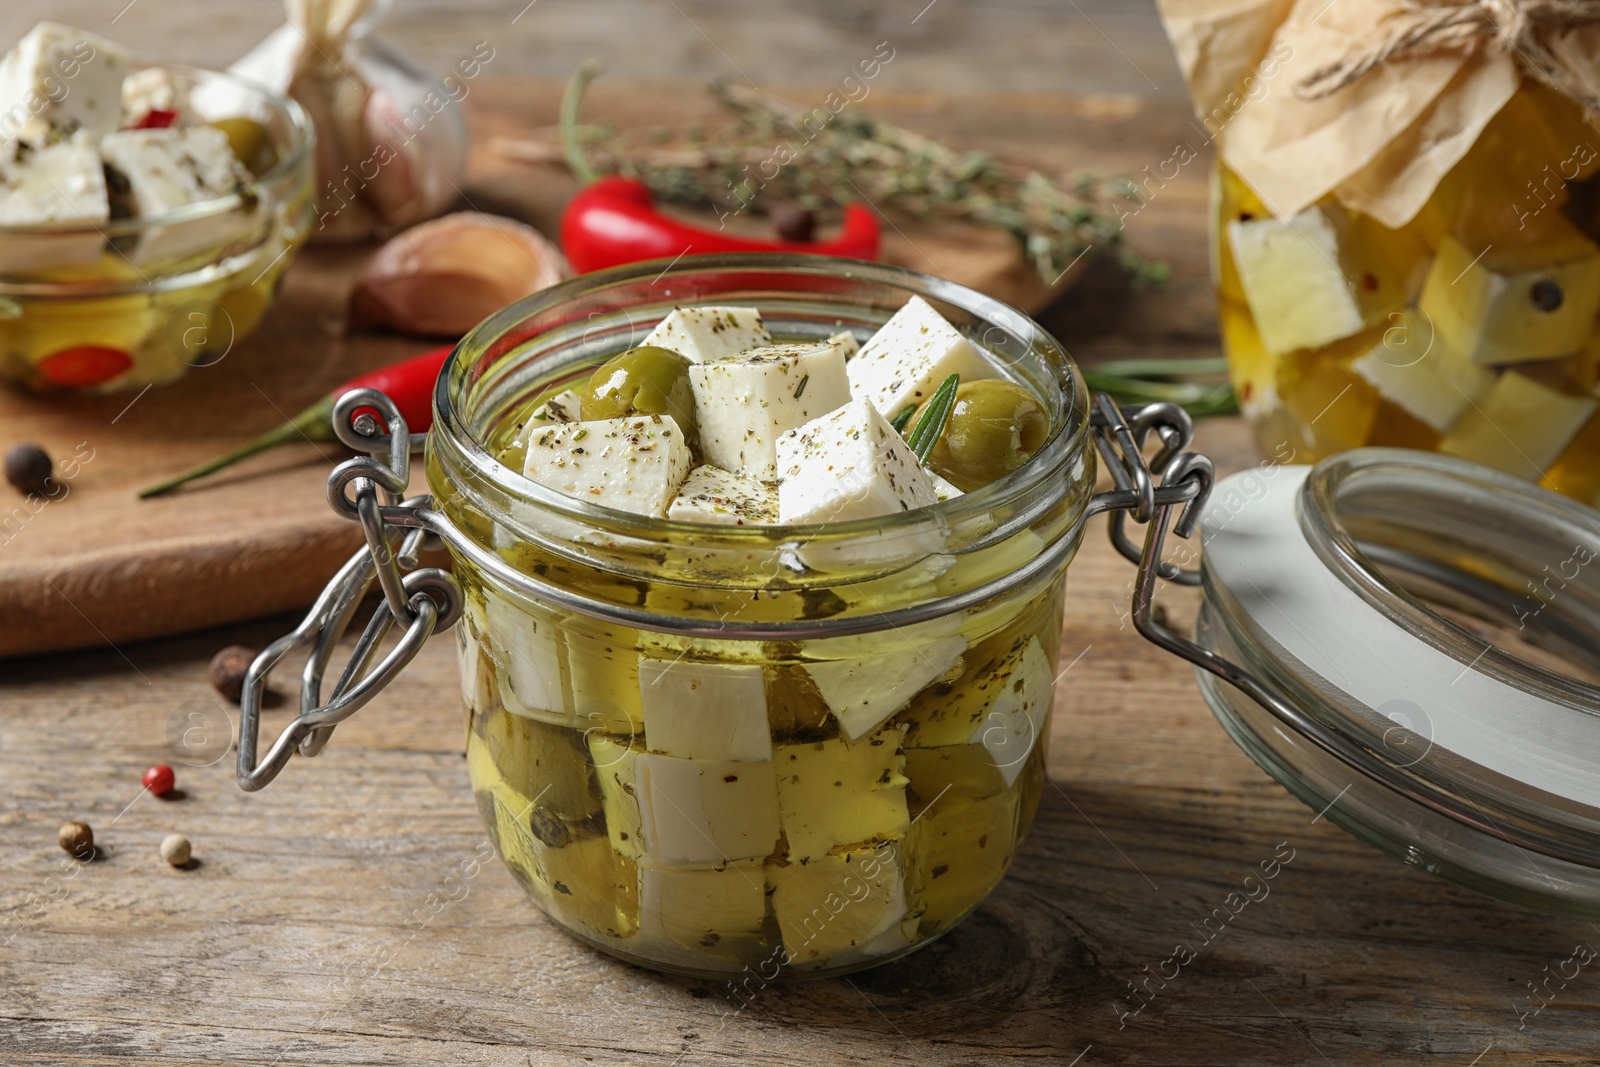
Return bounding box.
[889,405,918,433]
[905,374,960,463]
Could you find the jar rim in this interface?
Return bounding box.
[431,253,1093,551]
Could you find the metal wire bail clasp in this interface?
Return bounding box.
[236,389,462,792]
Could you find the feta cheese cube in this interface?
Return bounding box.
[828,329,860,357]
[972,636,1053,786]
[637,862,768,969]
[804,633,967,740]
[1420,229,1600,366]
[120,66,192,128]
[689,340,853,480]
[639,656,770,762]
[769,845,906,968]
[928,470,964,502]
[1440,370,1598,475]
[774,725,910,862]
[777,399,939,523]
[0,23,129,141]
[905,788,1020,935]
[633,754,780,867]
[481,587,567,725]
[588,734,647,860]
[99,126,256,264]
[0,134,108,272]
[666,464,778,526]
[642,305,770,363]
[847,295,995,418]
[522,415,692,518]
[527,386,583,426]
[1352,310,1494,432]
[565,621,644,735]
[1228,207,1366,357]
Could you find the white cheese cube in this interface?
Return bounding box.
[564,621,644,735]
[1440,371,1598,475]
[805,633,967,740]
[527,387,583,426]
[828,329,860,357]
[666,464,777,526]
[777,399,939,524]
[769,845,906,968]
[482,587,568,726]
[1228,207,1365,357]
[633,754,780,867]
[588,734,646,860]
[0,134,107,272]
[120,66,192,128]
[99,126,256,264]
[774,725,910,862]
[642,305,770,363]
[522,415,692,518]
[689,340,853,481]
[971,636,1053,787]
[637,862,768,969]
[847,295,995,418]
[639,656,770,762]
[0,23,129,141]
[1351,311,1494,432]
[928,471,964,502]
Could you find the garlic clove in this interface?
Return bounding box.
[348,211,571,337]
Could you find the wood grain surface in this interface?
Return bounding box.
[0,78,1095,657]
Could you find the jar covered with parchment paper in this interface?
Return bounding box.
[1161,0,1600,504]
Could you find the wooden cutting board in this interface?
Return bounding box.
[0,79,1088,658]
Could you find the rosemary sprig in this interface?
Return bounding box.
[905,374,960,462]
[552,67,1167,289]
[1080,357,1238,418]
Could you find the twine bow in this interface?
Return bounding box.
[1297,0,1600,112]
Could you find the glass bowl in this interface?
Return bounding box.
[0,65,314,393]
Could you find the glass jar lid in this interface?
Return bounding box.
[1190,448,1600,915]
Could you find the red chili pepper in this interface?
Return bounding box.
[36,344,134,388]
[132,108,179,129]
[138,344,453,498]
[560,176,882,274]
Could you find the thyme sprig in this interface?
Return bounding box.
[552,67,1167,289]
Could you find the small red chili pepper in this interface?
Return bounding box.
[560,176,882,274]
[132,108,180,130]
[36,344,134,388]
[142,764,176,797]
[138,343,453,498]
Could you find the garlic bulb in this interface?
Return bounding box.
[349,212,571,337]
[232,0,469,242]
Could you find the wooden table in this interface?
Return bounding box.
[5,76,1599,1067]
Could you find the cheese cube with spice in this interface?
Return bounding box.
[642,305,770,363]
[120,66,193,128]
[588,734,647,860]
[828,329,860,356]
[774,725,911,862]
[99,126,256,264]
[1227,207,1365,357]
[526,387,583,426]
[1440,370,1599,474]
[636,862,768,969]
[522,415,692,518]
[769,845,906,968]
[0,23,129,141]
[1351,310,1494,432]
[847,296,995,417]
[689,340,853,480]
[0,134,108,271]
[666,464,777,525]
[633,753,780,867]
[638,656,771,762]
[805,632,968,740]
[776,399,939,523]
[973,636,1053,787]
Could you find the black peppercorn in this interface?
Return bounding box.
[209,645,256,703]
[1530,278,1564,312]
[5,442,53,496]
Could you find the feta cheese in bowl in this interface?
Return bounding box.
[416,255,1094,978]
[0,22,314,393]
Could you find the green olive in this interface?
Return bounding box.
[210,117,277,176]
[916,379,1049,491]
[580,345,699,453]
